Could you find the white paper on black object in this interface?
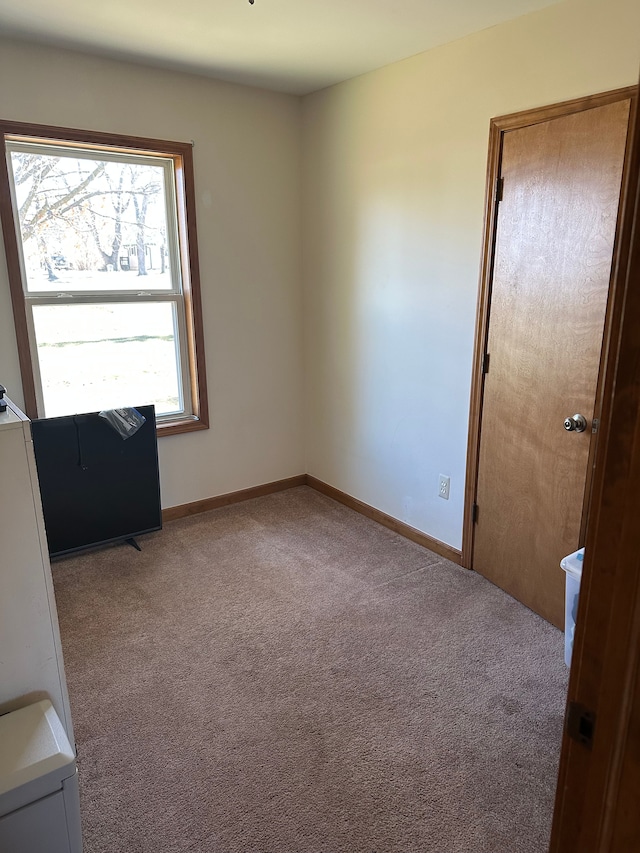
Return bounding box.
[98,407,146,440]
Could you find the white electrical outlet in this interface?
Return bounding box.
[438,474,450,500]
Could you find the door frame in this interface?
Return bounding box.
[461,86,638,571]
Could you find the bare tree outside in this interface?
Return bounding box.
[85,165,131,273]
[129,167,162,277]
[11,151,169,291]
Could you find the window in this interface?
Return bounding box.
[0,122,208,435]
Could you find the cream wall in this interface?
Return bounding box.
[301,0,640,551]
[0,39,304,509]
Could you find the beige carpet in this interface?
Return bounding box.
[52,486,568,853]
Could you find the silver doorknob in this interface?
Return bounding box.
[564,414,587,433]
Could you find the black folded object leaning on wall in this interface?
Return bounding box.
[31,405,161,558]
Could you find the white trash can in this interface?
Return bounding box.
[561,548,584,667]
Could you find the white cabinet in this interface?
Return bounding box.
[0,394,73,745]
[0,700,82,853]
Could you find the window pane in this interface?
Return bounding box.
[10,147,176,292]
[32,303,183,418]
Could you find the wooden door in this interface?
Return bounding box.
[473,98,631,628]
[550,74,640,852]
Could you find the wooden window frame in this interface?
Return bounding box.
[0,121,209,437]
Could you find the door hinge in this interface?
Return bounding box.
[482,352,491,375]
[592,418,600,434]
[496,176,504,203]
[567,701,596,749]
[472,503,479,524]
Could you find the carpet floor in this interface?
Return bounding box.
[52,486,568,853]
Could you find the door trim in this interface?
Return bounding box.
[461,86,638,570]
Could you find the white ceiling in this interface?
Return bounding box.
[0,0,562,95]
